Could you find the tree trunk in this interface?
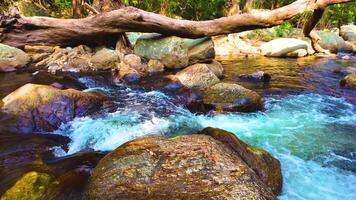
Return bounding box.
[303,8,328,53]
[226,0,240,16]
[92,0,132,53]
[0,0,352,49]
[272,0,279,9]
[72,0,83,18]
[243,0,253,13]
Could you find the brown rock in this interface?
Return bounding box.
[90,47,119,70]
[147,59,165,73]
[199,127,282,194]
[340,73,356,88]
[0,84,108,133]
[175,62,222,89]
[202,82,263,112]
[87,128,281,200]
[0,44,30,72]
[117,63,142,82]
[123,54,145,71]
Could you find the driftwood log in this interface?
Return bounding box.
[0,0,353,49]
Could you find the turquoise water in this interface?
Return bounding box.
[55,80,356,199]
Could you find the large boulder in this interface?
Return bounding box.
[0,44,30,72]
[0,84,108,133]
[317,31,353,53]
[340,25,356,45]
[134,34,214,69]
[213,34,260,56]
[201,83,263,112]
[87,128,282,200]
[260,38,314,57]
[175,61,223,89]
[340,73,356,88]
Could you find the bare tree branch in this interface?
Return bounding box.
[0,0,353,48]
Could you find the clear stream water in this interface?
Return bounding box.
[1,55,356,199]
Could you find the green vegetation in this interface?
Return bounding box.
[124,0,226,20]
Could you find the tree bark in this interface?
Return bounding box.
[92,0,132,53]
[272,0,279,9]
[226,0,240,16]
[302,0,351,53]
[243,0,254,13]
[72,0,83,18]
[0,0,353,48]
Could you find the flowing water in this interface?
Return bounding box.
[1,55,356,199]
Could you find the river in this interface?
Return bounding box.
[0,55,355,199]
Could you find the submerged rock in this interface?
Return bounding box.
[239,71,271,82]
[260,38,314,57]
[87,128,281,200]
[134,34,214,69]
[317,31,353,53]
[0,84,108,133]
[117,63,142,83]
[201,83,263,112]
[340,73,356,88]
[0,44,30,72]
[175,61,223,89]
[1,171,54,200]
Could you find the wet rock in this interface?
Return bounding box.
[50,82,65,89]
[201,82,263,112]
[90,47,119,70]
[147,59,165,73]
[340,73,356,88]
[134,34,214,69]
[117,63,142,83]
[0,132,69,195]
[34,45,94,73]
[0,83,108,133]
[340,25,356,46]
[333,66,356,75]
[123,54,145,71]
[87,128,281,200]
[260,38,314,57]
[187,37,215,65]
[0,43,30,72]
[175,61,223,89]
[1,171,55,200]
[199,127,282,194]
[317,31,354,53]
[239,71,271,82]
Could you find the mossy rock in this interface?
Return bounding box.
[1,171,56,200]
[340,73,356,88]
[317,31,353,53]
[134,34,214,69]
[202,82,263,112]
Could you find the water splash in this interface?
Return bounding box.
[197,94,356,200]
[56,79,356,200]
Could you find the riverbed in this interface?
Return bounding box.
[0,55,355,199]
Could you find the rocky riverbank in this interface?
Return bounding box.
[1,20,356,200]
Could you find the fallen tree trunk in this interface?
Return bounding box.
[0,0,353,48]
